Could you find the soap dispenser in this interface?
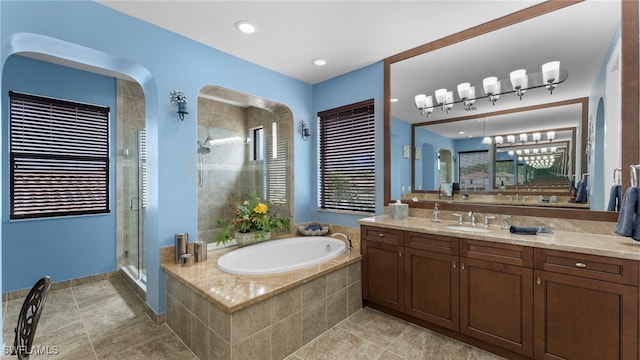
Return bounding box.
[432,203,440,222]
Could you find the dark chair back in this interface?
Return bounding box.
[12,276,51,360]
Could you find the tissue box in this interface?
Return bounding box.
[389,202,408,220]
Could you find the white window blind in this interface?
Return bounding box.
[9,91,110,219]
[318,99,375,213]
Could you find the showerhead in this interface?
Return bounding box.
[197,136,212,154]
[197,144,210,154]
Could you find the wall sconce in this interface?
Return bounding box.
[299,120,310,141]
[542,61,560,94]
[170,90,189,121]
[414,94,434,117]
[482,77,501,105]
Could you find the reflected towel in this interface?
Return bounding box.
[615,187,638,237]
[574,181,587,203]
[607,185,622,212]
[509,226,553,235]
[569,179,575,191]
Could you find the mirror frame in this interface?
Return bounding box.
[383,0,638,221]
[411,98,585,194]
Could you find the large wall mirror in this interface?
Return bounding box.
[384,0,638,221]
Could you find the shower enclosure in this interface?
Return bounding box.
[122,130,147,284]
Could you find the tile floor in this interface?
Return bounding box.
[2,276,505,360]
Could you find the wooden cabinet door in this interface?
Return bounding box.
[460,257,533,357]
[405,247,459,331]
[361,239,404,311]
[534,270,638,360]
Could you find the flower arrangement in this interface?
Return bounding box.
[216,192,290,245]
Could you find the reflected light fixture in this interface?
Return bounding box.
[510,69,528,100]
[483,77,501,105]
[507,135,516,145]
[170,90,188,121]
[494,135,504,145]
[299,120,310,141]
[547,131,556,142]
[520,133,528,143]
[532,132,541,143]
[542,61,560,94]
[414,94,434,117]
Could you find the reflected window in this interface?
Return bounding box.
[459,150,489,191]
[251,126,264,161]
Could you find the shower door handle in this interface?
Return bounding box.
[130,198,140,211]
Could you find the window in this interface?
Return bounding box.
[318,99,375,213]
[251,126,264,161]
[9,91,110,219]
[458,150,489,191]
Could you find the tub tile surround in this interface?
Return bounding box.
[367,212,640,260]
[162,232,362,360]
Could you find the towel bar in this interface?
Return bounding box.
[630,165,640,187]
[614,168,622,185]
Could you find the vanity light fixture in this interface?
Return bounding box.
[299,120,310,141]
[494,135,504,145]
[507,135,516,145]
[414,61,564,118]
[520,133,528,143]
[170,90,188,121]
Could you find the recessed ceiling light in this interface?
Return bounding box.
[235,20,256,34]
[311,58,327,66]
[390,98,399,103]
[458,131,465,135]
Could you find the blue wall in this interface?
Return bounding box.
[311,62,384,227]
[2,56,117,292]
[1,0,314,314]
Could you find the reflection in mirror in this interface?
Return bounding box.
[389,1,622,212]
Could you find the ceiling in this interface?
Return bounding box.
[96,1,620,140]
[96,0,544,85]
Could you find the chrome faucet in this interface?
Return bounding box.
[468,211,476,226]
[332,233,352,252]
[453,213,463,224]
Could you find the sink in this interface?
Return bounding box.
[445,225,491,233]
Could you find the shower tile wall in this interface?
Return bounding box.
[116,79,145,269]
[197,97,292,244]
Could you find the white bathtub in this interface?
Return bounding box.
[216,236,347,275]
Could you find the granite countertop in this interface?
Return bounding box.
[161,239,362,313]
[358,215,640,261]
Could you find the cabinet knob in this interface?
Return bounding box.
[378,233,384,237]
[536,277,541,285]
[453,261,457,269]
[575,262,587,268]
[399,251,402,257]
[461,263,465,270]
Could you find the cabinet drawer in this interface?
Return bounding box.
[406,231,458,255]
[461,239,533,267]
[361,225,404,246]
[534,248,639,286]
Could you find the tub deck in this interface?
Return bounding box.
[161,236,361,313]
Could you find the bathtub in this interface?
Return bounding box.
[217,236,347,275]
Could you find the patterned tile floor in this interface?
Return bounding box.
[2,276,505,360]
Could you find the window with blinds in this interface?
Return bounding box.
[9,91,110,219]
[318,99,375,213]
[458,150,489,191]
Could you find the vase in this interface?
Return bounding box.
[234,231,271,247]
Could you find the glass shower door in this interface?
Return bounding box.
[123,130,146,282]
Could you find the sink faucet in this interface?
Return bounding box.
[468,211,476,226]
[332,233,352,251]
[453,213,464,224]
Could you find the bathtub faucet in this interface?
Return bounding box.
[331,233,352,252]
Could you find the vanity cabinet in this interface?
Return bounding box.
[361,224,640,359]
[361,226,405,312]
[404,231,459,331]
[460,239,534,357]
[533,248,639,360]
